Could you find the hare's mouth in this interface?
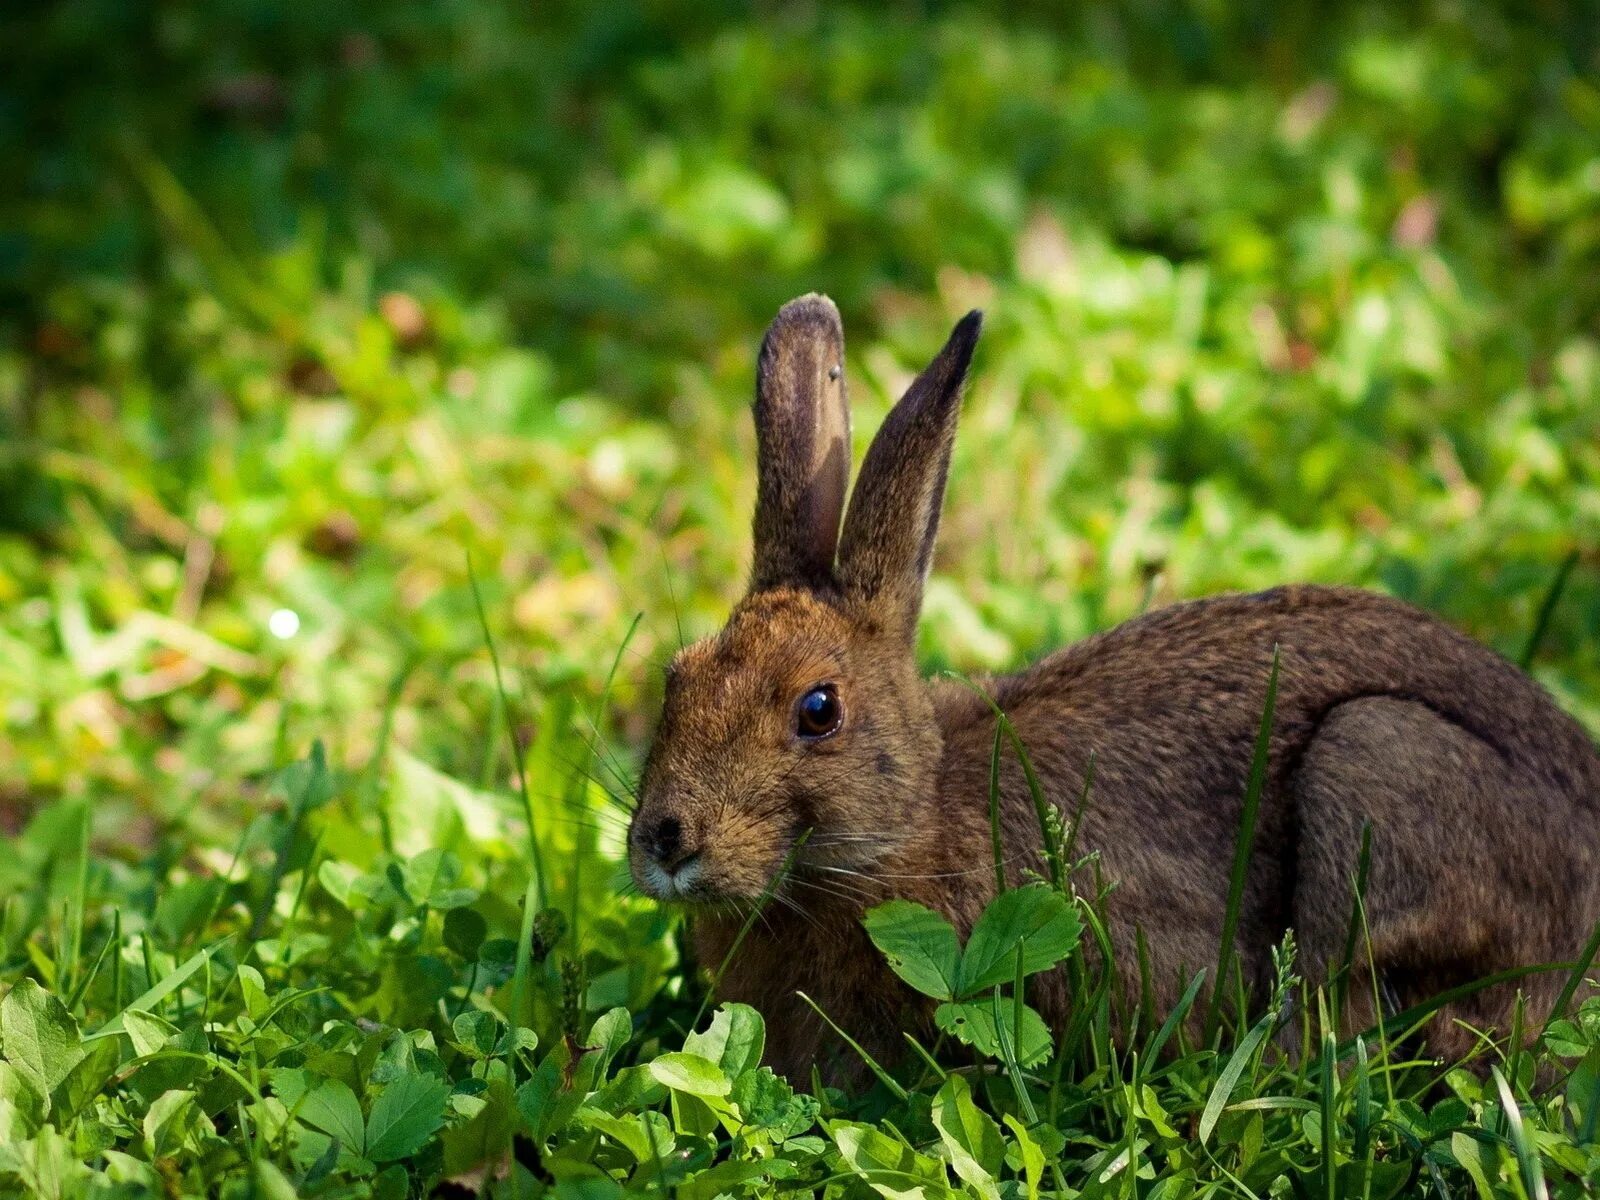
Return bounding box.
[635,852,705,900]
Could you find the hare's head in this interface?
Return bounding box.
[629,295,981,904]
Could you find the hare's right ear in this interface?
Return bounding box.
[835,311,981,640]
[749,294,851,593]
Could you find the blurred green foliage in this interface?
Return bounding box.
[3,1,1600,1193]
[4,0,1597,828]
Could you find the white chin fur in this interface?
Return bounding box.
[639,856,703,899]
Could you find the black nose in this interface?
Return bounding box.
[647,815,686,866]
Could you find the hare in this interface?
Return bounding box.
[628,293,1600,1082]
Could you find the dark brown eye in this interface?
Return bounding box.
[796,684,843,739]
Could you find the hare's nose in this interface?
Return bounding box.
[645,814,694,869]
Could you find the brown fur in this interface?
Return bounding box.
[629,296,1600,1081]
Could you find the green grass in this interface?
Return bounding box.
[3,0,1600,1194]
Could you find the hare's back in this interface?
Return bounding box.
[998,584,1598,796]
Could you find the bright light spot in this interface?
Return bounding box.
[268,608,301,639]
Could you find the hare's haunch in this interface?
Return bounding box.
[628,294,1600,1080]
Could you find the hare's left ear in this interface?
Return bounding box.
[836,310,982,640]
[749,294,852,593]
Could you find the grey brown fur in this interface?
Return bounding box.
[630,295,1600,1081]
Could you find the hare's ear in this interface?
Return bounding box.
[749,294,851,592]
[836,311,982,639]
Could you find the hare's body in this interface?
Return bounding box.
[631,295,1600,1083]
[697,584,1600,1078]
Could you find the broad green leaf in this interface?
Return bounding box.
[236,964,270,1021]
[731,1068,818,1141]
[1566,1046,1600,1135]
[440,1078,518,1175]
[2,1124,89,1197]
[576,1007,633,1089]
[253,1161,300,1200]
[518,1051,584,1142]
[1,978,86,1103]
[934,1000,1052,1067]
[678,1159,789,1200]
[1450,1131,1501,1200]
[443,907,488,959]
[574,1107,674,1165]
[318,861,362,910]
[450,1010,503,1060]
[123,1008,179,1057]
[959,884,1082,994]
[366,1073,451,1161]
[590,1065,667,1113]
[648,1052,730,1098]
[386,749,515,857]
[275,1071,365,1153]
[402,848,463,908]
[49,1037,120,1124]
[0,1062,45,1141]
[862,900,962,1000]
[152,877,225,945]
[1003,1114,1045,1200]
[143,1089,200,1158]
[683,1003,764,1078]
[931,1075,1004,1200]
[830,1119,948,1200]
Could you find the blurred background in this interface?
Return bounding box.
[3,0,1598,850]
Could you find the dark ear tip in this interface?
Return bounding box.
[941,308,984,371]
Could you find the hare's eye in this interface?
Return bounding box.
[796,684,843,740]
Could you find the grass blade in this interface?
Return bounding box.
[1205,645,1280,1043]
[1198,1008,1274,1145]
[467,553,548,912]
[1142,969,1207,1070]
[1544,916,1600,1032]
[1519,549,1579,670]
[93,938,232,1037]
[1493,1065,1550,1200]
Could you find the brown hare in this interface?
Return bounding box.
[628,293,1600,1082]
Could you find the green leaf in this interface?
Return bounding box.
[254,1161,300,1200]
[440,1078,518,1175]
[152,877,225,945]
[49,1037,120,1124]
[1003,1114,1045,1200]
[829,1120,947,1199]
[122,1008,179,1057]
[318,861,362,910]
[1,978,86,1103]
[934,999,1052,1067]
[683,1003,764,1078]
[862,900,962,1000]
[142,1089,200,1158]
[574,1107,675,1165]
[959,884,1082,994]
[275,1070,365,1153]
[450,1010,503,1060]
[731,1068,818,1141]
[403,848,468,908]
[366,1073,451,1162]
[648,1052,730,1097]
[1,1124,89,1197]
[0,1062,45,1141]
[443,907,488,959]
[236,964,270,1021]
[1450,1131,1501,1200]
[931,1075,1004,1200]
